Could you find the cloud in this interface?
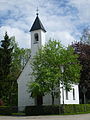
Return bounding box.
[69,0,90,23]
[46,31,75,46]
[0,0,90,48]
[0,26,30,48]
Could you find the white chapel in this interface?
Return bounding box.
[17,12,79,111]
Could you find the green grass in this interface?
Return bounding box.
[12,112,25,116]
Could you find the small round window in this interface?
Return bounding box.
[34,33,39,43]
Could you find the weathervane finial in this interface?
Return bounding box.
[36,7,39,16]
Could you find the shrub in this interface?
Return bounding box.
[64,104,90,113]
[25,105,59,115]
[25,104,90,116]
[0,106,18,115]
[11,106,18,113]
[0,106,12,115]
[64,104,84,113]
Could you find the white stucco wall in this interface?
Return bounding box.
[17,60,35,111]
[31,30,45,57]
[43,94,59,105]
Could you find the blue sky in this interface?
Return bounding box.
[0,0,90,48]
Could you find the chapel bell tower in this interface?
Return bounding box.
[30,10,46,57]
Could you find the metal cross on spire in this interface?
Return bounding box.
[36,7,39,16]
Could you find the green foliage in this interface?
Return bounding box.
[25,105,59,115]
[64,104,90,113]
[0,106,12,115]
[28,40,81,104]
[0,33,31,106]
[0,32,13,104]
[0,32,13,77]
[0,106,18,115]
[9,39,31,105]
[25,104,90,115]
[72,42,90,103]
[11,37,31,72]
[10,39,30,106]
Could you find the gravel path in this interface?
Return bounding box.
[0,114,90,120]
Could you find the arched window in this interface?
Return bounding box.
[34,33,39,43]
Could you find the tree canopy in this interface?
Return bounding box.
[0,33,31,105]
[72,42,90,103]
[28,40,81,105]
[0,32,13,103]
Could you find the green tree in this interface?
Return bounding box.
[0,34,31,105]
[8,36,31,105]
[0,32,13,104]
[10,37,31,71]
[28,40,81,105]
[72,42,90,103]
[0,48,3,98]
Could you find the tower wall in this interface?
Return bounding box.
[31,30,45,57]
[18,29,46,111]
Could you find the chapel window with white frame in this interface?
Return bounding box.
[66,90,68,100]
[73,88,75,100]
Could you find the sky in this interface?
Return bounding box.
[0,0,90,48]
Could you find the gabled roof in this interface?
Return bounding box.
[30,15,46,32]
